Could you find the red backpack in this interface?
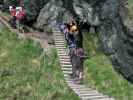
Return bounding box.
[16,10,25,20]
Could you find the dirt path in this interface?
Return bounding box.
[27,32,54,49]
[0,12,54,49]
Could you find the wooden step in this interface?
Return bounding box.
[62,64,72,67]
[58,51,68,54]
[62,64,72,68]
[54,33,64,36]
[55,41,65,43]
[59,58,70,61]
[74,90,101,96]
[58,53,70,55]
[55,39,65,41]
[55,42,65,45]
[59,57,70,59]
[53,31,61,33]
[74,90,99,95]
[55,35,64,38]
[57,47,66,50]
[58,49,67,52]
[62,67,72,71]
[57,48,66,50]
[59,53,68,56]
[60,61,71,65]
[56,45,66,47]
[81,95,109,100]
[54,32,63,34]
[56,44,66,47]
[62,65,72,68]
[63,71,72,74]
[55,42,65,44]
[69,85,87,89]
[79,93,104,97]
[58,54,68,56]
[66,81,74,84]
[59,56,70,59]
[57,47,66,49]
[87,98,114,100]
[61,64,72,67]
[63,73,71,76]
[58,51,67,54]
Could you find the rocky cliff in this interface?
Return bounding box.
[25,0,133,82]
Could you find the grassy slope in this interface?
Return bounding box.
[0,26,79,100]
[83,32,133,100]
[128,0,133,9]
[128,0,133,17]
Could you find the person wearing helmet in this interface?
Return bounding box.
[69,20,83,48]
[66,23,77,48]
[68,20,86,84]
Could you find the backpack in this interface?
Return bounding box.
[16,8,25,21]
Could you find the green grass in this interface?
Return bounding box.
[128,0,133,9]
[0,11,11,20]
[83,32,133,100]
[0,26,79,100]
[128,0,133,18]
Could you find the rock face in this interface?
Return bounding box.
[35,0,74,31]
[33,0,133,82]
[96,0,133,82]
[23,0,48,23]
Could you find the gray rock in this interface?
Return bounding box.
[73,0,100,26]
[35,0,74,32]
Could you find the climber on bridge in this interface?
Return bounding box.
[70,47,86,84]
[67,20,83,49]
[68,21,85,83]
[58,22,77,48]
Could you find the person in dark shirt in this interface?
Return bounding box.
[67,21,85,83]
[9,6,16,28]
